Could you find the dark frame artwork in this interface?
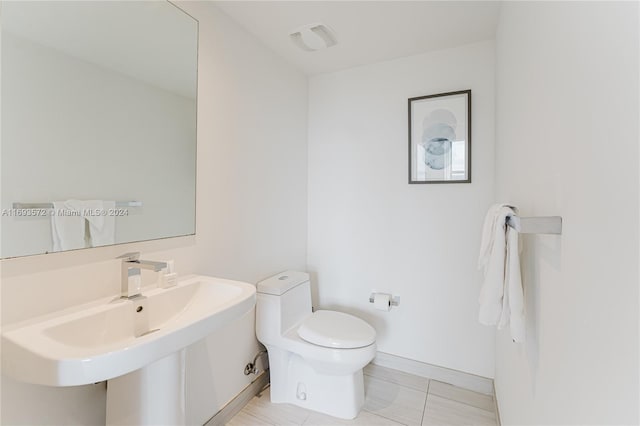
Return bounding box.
[408,90,471,184]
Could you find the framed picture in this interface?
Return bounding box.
[408,90,471,184]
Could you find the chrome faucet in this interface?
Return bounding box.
[117,252,167,299]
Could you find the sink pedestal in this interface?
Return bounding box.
[106,350,186,426]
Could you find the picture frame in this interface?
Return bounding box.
[408,90,471,184]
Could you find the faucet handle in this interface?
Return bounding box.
[117,252,140,262]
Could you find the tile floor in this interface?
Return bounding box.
[227,364,498,426]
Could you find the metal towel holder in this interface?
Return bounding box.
[506,215,562,235]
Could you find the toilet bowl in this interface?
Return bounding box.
[256,271,376,419]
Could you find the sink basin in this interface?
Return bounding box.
[2,275,256,386]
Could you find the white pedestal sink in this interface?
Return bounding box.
[2,275,256,425]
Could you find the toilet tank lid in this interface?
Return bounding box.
[256,270,309,296]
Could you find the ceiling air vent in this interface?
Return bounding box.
[289,23,337,52]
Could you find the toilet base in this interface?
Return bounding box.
[267,347,365,419]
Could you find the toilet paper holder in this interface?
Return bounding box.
[369,293,400,307]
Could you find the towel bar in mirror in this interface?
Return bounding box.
[12,201,142,209]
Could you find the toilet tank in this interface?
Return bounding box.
[256,271,312,344]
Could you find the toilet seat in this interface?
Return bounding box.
[297,310,376,349]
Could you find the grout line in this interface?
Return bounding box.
[360,408,410,426]
[300,410,312,426]
[233,410,276,426]
[363,368,430,392]
[428,380,496,411]
[363,371,427,393]
[364,411,412,426]
[420,379,431,425]
[426,394,497,417]
[426,389,496,415]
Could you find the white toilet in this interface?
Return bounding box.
[256,271,377,419]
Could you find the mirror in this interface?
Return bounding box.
[1,1,198,258]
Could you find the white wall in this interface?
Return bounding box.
[0,1,308,425]
[494,2,639,424]
[307,41,496,378]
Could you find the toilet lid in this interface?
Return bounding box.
[297,310,376,349]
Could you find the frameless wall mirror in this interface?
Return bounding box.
[1,1,198,258]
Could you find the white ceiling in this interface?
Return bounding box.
[3,1,198,98]
[214,1,501,75]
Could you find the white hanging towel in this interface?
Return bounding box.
[51,201,86,251]
[477,204,525,343]
[505,228,525,342]
[88,200,116,247]
[66,200,116,247]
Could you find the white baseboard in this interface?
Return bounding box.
[372,351,494,395]
[203,371,269,426]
